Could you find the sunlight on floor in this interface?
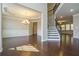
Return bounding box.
[8,44,39,52]
[59,50,64,56]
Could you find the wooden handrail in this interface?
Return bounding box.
[48,3,60,14]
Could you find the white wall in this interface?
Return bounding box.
[48,14,55,26]
[73,13,79,38]
[29,22,33,35]
[2,15,29,38]
[2,15,41,38]
[33,22,37,34]
[29,19,41,36]
[29,22,37,35]
[20,3,48,41]
[37,20,41,36]
[0,4,2,52]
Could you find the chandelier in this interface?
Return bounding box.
[21,19,30,24]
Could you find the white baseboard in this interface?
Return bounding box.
[74,37,79,39]
[41,39,47,42]
[41,39,60,42]
[0,48,3,53]
[48,39,60,41]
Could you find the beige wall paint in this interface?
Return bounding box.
[73,13,79,38]
[0,3,2,52]
[48,14,55,26]
[48,4,55,26]
[33,22,37,34]
[29,22,33,35]
[2,14,41,38]
[29,21,41,36]
[2,15,30,38]
[21,3,48,41]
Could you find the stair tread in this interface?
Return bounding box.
[48,31,58,32]
[48,36,59,37]
[48,30,57,32]
[48,37,59,38]
[48,36,59,38]
[48,33,59,35]
[48,35,59,36]
[48,32,58,34]
[48,26,60,40]
[48,38,59,39]
[48,32,58,33]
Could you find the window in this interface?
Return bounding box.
[71,24,73,30]
[61,25,65,30]
[66,24,70,30]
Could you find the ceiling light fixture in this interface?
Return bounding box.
[25,19,30,24]
[70,9,74,12]
[60,16,63,18]
[21,19,30,24]
[21,20,26,24]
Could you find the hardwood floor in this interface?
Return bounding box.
[0,34,79,56]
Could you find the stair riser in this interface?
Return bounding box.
[48,31,57,32]
[48,26,60,40]
[48,38,59,39]
[48,32,58,34]
[48,35,59,36]
[48,31,58,32]
[48,36,59,38]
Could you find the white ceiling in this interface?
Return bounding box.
[56,3,79,18]
[2,3,41,19]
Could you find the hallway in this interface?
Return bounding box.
[0,3,79,56]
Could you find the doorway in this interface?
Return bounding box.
[56,17,73,47]
[33,22,37,35]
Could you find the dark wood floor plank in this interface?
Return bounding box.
[0,34,79,56]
